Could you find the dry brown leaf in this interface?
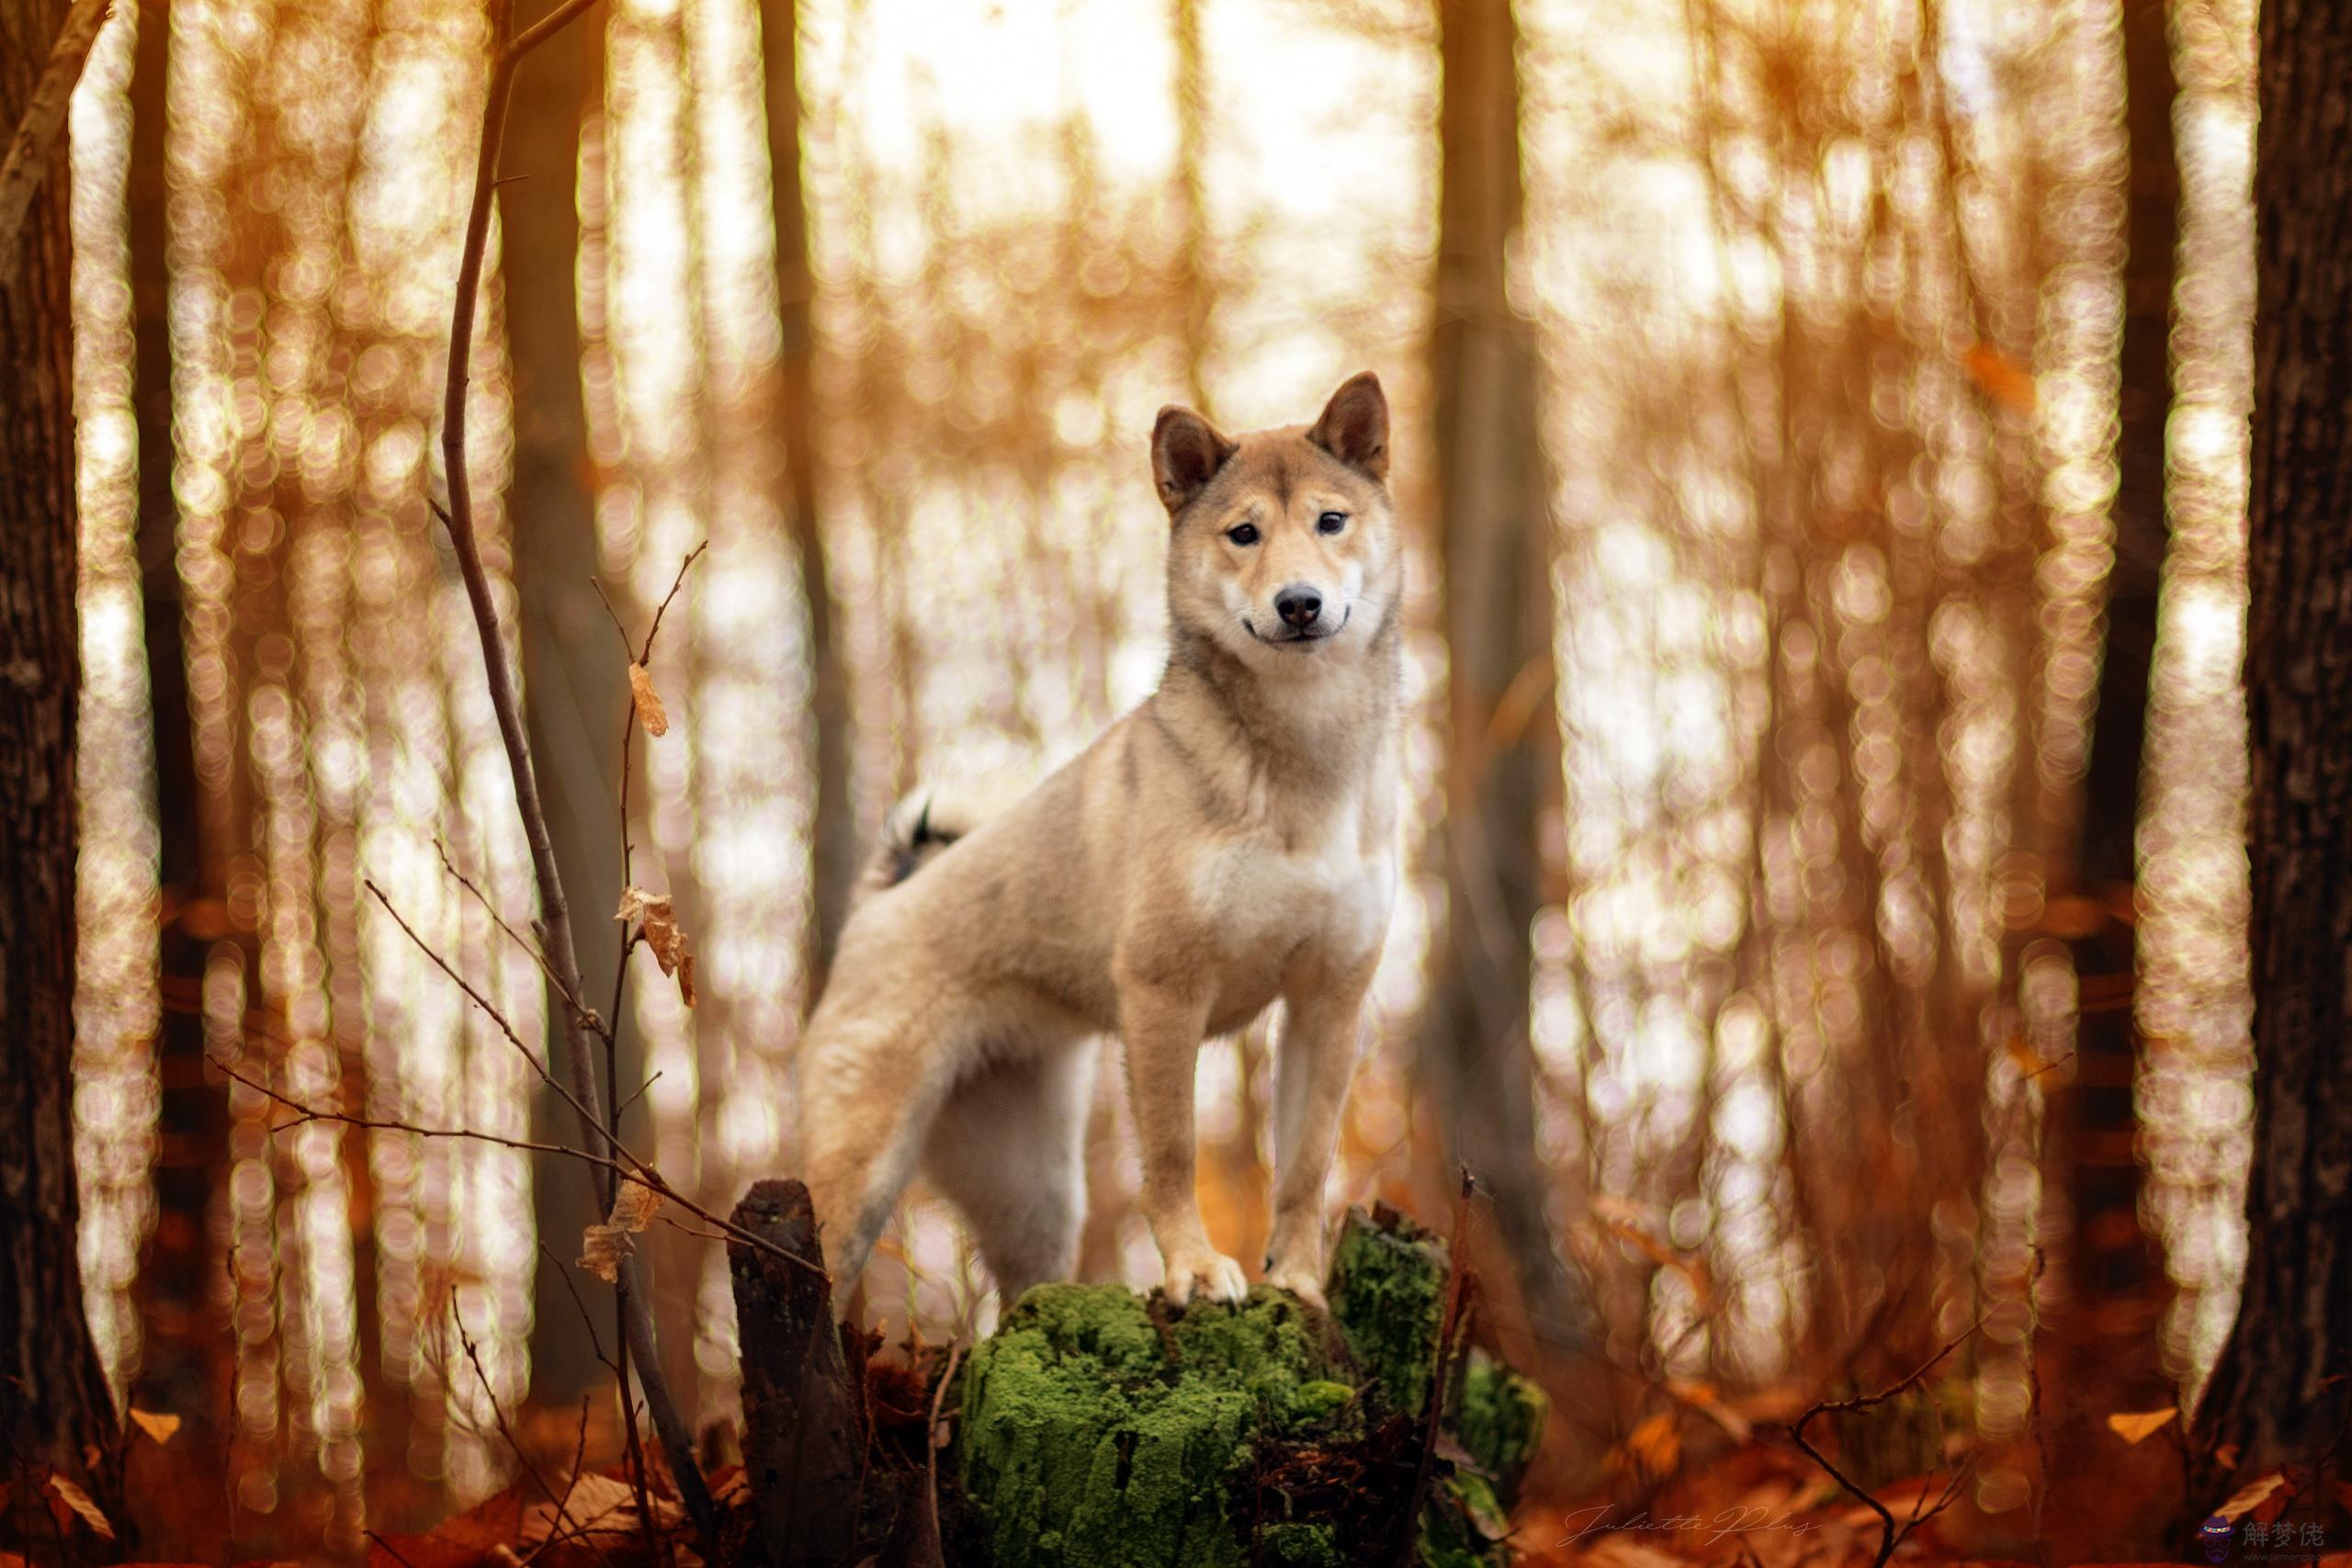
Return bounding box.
[616,886,696,1008]
[519,1471,677,1546]
[1606,1410,1682,1487]
[127,1406,181,1444]
[627,662,669,737]
[2107,1406,2178,1444]
[46,1474,113,1539]
[578,1178,663,1283]
[578,1226,627,1284]
[2215,1471,2287,1522]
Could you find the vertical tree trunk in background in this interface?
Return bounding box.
[2188,0,2352,1501]
[130,0,231,1422]
[2036,14,2182,1556]
[2080,3,2176,893]
[501,0,616,1402]
[2059,0,2177,1357]
[0,0,120,1484]
[1424,0,1580,1350]
[760,0,855,984]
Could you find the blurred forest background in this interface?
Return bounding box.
[2,0,2285,1556]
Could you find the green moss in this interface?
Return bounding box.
[954,1210,1532,1568]
[1325,1204,1451,1417]
[1288,1379,1355,1426]
[1419,1472,1508,1568]
[1454,1348,1548,1500]
[956,1283,1338,1568]
[1260,1521,1342,1566]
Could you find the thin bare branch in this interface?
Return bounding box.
[1788,1316,1987,1568]
[209,1053,820,1275]
[431,838,609,1042]
[634,540,708,668]
[451,1295,587,1552]
[364,877,616,1155]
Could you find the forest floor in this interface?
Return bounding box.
[17,1343,2351,1568]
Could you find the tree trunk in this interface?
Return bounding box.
[2054,0,2176,1367]
[760,0,855,985]
[2188,0,2352,1499]
[501,0,620,1404]
[1421,0,1580,1350]
[0,0,120,1483]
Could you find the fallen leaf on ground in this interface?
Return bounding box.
[627,662,669,737]
[2107,1407,2178,1444]
[2215,1471,2287,1522]
[46,1474,113,1539]
[128,1406,182,1444]
[1607,1411,1682,1487]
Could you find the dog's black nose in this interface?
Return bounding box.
[1275,586,1322,628]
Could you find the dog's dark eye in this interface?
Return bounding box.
[1226,523,1260,546]
[1317,511,1348,535]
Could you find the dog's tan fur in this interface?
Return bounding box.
[797,373,1401,1309]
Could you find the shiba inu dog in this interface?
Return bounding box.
[797,372,1401,1311]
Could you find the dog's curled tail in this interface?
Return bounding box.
[855,789,980,902]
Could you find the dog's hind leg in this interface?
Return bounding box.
[922,1041,1096,1310]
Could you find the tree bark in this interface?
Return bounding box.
[730,1179,865,1566]
[501,0,619,1404]
[2055,0,2176,1356]
[759,0,855,985]
[1421,0,1581,1349]
[0,0,120,1483]
[2188,0,2352,1496]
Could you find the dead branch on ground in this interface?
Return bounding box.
[1787,1319,1984,1568]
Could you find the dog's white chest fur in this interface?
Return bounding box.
[1184,794,1396,968]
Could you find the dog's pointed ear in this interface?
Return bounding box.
[1151,405,1237,516]
[1307,371,1388,481]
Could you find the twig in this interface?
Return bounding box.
[593,577,634,658]
[594,537,707,1568]
[433,0,713,1539]
[537,1241,615,1372]
[634,542,708,667]
[1787,1316,1987,1568]
[209,1054,819,1274]
[451,1295,586,1552]
[365,876,617,1168]
[364,1529,421,1568]
[431,837,609,1042]
[509,1398,595,1568]
[0,0,111,276]
[913,1342,965,1568]
[613,1069,663,1121]
[1397,1167,1479,1568]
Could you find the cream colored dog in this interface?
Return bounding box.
[797,373,1401,1310]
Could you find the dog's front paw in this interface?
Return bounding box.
[1262,1261,1328,1312]
[1162,1247,1249,1307]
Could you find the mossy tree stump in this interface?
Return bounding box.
[952,1204,1545,1568]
